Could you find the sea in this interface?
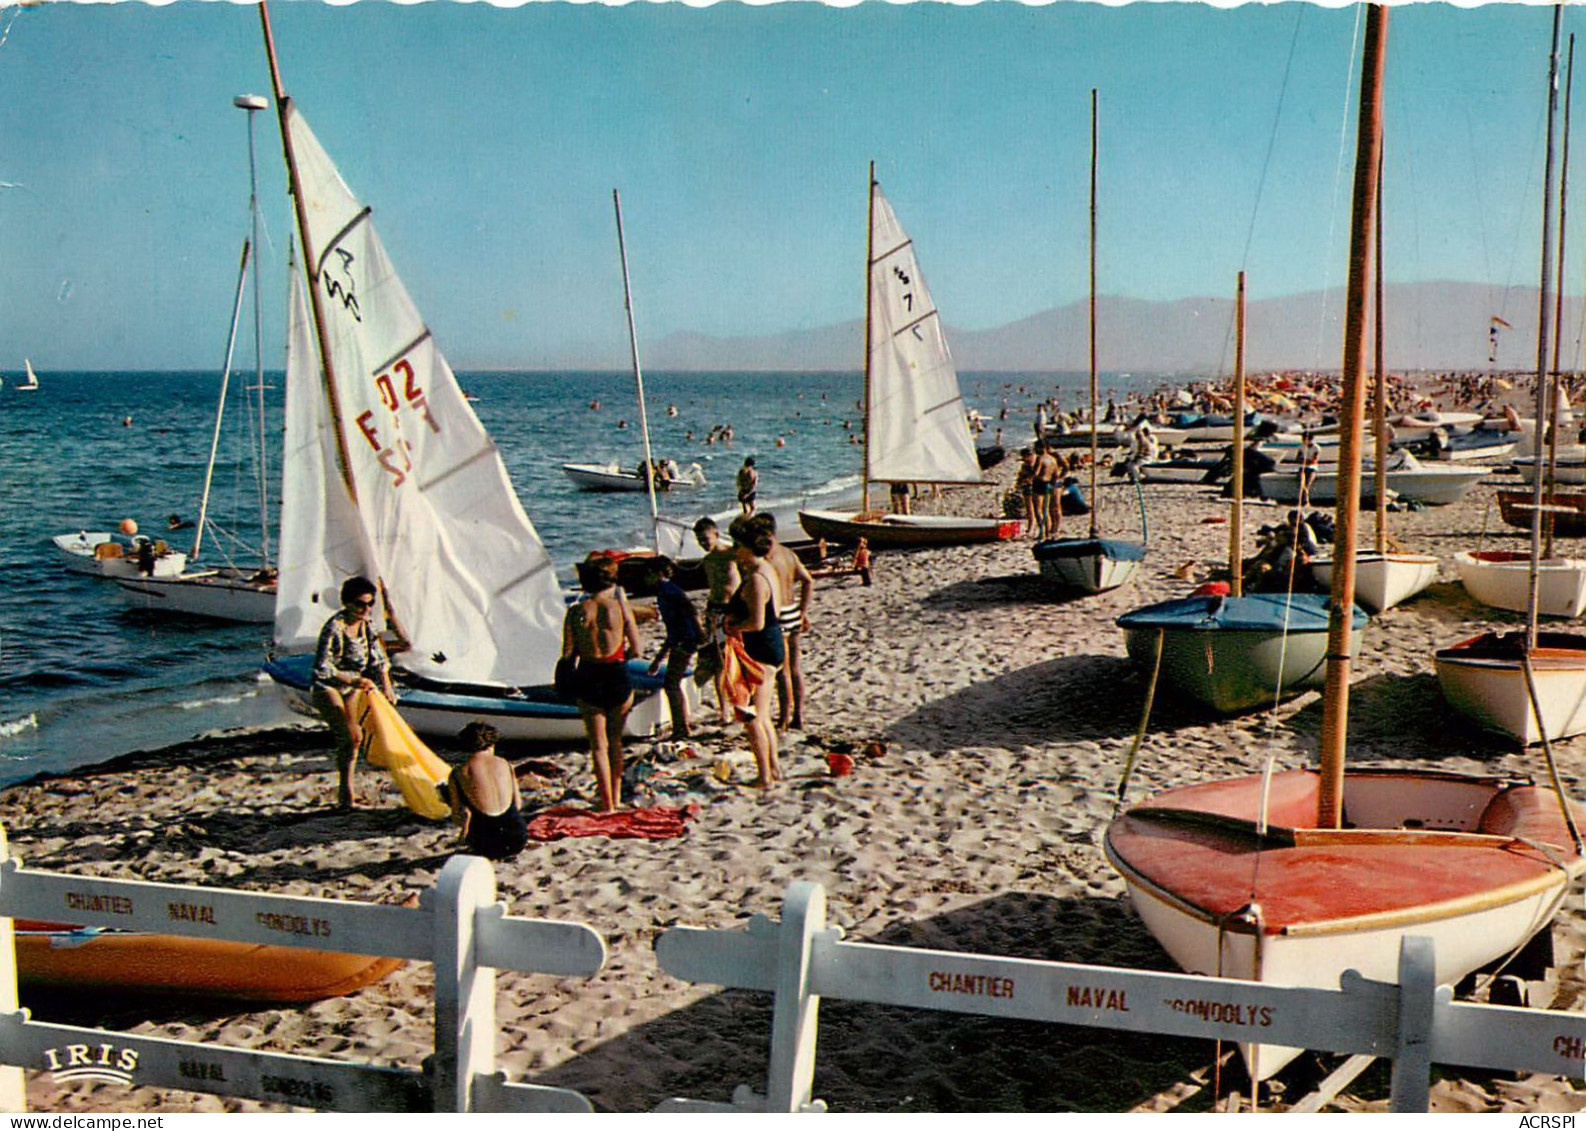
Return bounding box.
[0,367,1171,786]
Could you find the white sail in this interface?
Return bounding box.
[281,104,564,687]
[865,188,983,486]
[274,265,375,652]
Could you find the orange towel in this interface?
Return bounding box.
[718,635,771,718]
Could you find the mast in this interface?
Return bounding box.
[241,93,272,572]
[1230,272,1246,597]
[862,161,877,515]
[1373,147,1388,555]
[258,1,359,514]
[193,239,251,561]
[1547,32,1575,561]
[1316,3,1388,829]
[613,189,661,549]
[1088,88,1100,539]
[1528,3,1565,653]
[258,0,410,648]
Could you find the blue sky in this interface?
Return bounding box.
[0,1,1574,370]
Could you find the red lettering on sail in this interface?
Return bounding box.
[375,373,398,411]
[356,411,381,452]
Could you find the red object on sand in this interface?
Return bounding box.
[1190,581,1231,597]
[827,752,855,777]
[526,804,699,841]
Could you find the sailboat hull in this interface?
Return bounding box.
[263,654,675,743]
[797,509,1020,548]
[1497,488,1586,538]
[1454,550,1586,617]
[559,462,707,493]
[1032,536,1145,593]
[114,570,277,623]
[1116,593,1364,714]
[1309,550,1438,613]
[52,532,189,580]
[1435,631,1586,745]
[1106,769,1583,1080]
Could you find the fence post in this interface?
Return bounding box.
[0,828,22,1113]
[764,881,829,1113]
[431,855,497,1112]
[1388,935,1435,1113]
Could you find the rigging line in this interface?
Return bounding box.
[1462,105,1500,329]
[1310,1,1367,372]
[1238,3,1308,272]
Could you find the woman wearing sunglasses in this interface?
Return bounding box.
[311,575,399,809]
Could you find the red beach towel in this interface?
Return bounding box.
[526,804,700,841]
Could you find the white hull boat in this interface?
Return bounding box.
[115,569,277,623]
[1386,409,1483,441]
[1515,455,1586,485]
[15,359,38,391]
[1107,769,1582,1080]
[1436,631,1586,745]
[559,460,706,493]
[1309,550,1438,613]
[53,532,188,580]
[1455,549,1586,618]
[1033,536,1144,594]
[1260,460,1481,506]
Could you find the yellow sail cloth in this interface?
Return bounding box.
[348,689,452,820]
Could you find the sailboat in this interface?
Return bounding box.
[563,190,707,506]
[115,96,279,625]
[1116,273,1363,714]
[252,5,668,741]
[15,360,38,391]
[1109,7,1584,1085]
[1309,147,1438,614]
[1032,90,1146,595]
[797,167,1019,549]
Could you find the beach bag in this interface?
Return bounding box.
[554,655,580,698]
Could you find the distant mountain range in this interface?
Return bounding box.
[637,281,1578,375]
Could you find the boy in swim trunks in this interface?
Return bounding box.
[694,517,740,726]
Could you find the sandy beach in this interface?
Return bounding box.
[8,392,1586,1113]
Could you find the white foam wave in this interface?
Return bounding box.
[0,714,39,740]
[175,687,260,711]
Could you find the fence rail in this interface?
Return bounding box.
[2,833,1584,1113]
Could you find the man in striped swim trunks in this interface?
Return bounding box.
[748,513,813,732]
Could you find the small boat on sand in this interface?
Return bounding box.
[16,920,403,1003]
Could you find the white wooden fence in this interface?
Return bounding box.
[3,837,1585,1113]
[0,827,605,1112]
[653,881,1586,1113]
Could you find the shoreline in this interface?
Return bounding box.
[7,388,1586,1112]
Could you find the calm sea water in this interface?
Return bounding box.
[0,367,1161,785]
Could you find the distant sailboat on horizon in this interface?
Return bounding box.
[15,359,39,391]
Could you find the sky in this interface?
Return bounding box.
[0,0,1578,371]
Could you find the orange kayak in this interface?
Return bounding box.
[15,921,404,1003]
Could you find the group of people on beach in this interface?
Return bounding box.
[305,504,816,847]
[551,511,812,807]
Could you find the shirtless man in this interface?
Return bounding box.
[736,456,758,515]
[749,512,813,731]
[693,516,741,726]
[1031,441,1062,539]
